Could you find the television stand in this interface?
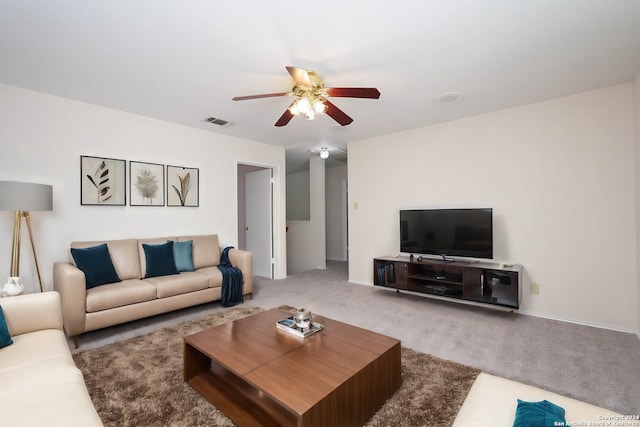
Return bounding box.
[374,256,522,310]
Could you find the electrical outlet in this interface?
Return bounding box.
[530,283,540,295]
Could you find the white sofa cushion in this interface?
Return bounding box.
[0,379,103,427]
[179,234,221,269]
[452,373,620,427]
[195,266,224,288]
[0,329,75,374]
[86,279,157,313]
[143,271,209,298]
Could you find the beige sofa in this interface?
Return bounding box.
[53,234,252,346]
[0,292,103,426]
[453,372,621,426]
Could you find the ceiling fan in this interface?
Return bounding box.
[232,66,380,127]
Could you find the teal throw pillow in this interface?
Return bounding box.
[0,306,14,349]
[173,240,195,272]
[71,243,122,289]
[143,241,179,278]
[512,399,566,427]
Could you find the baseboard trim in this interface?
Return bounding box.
[348,280,371,287]
[349,280,639,337]
[518,309,638,335]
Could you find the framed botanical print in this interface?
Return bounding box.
[130,161,165,206]
[81,155,126,206]
[167,165,199,207]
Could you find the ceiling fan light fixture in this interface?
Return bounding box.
[320,147,329,159]
[313,98,326,115]
[297,97,311,114]
[289,101,300,115]
[287,90,327,121]
[233,66,380,127]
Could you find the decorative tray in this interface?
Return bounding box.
[276,316,324,338]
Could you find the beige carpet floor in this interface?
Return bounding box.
[70,261,640,414]
[73,305,480,427]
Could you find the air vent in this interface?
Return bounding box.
[206,117,230,126]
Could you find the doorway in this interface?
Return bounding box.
[237,164,274,279]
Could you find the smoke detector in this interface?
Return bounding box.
[433,92,464,105]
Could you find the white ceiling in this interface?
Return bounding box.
[2,1,640,172]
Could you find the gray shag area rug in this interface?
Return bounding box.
[73,306,480,427]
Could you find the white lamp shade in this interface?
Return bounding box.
[296,97,311,114]
[313,99,326,115]
[289,101,300,115]
[0,181,53,211]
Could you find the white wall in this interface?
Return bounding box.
[349,84,637,332]
[635,71,640,338]
[326,163,348,261]
[0,84,287,292]
[286,169,310,220]
[286,157,326,274]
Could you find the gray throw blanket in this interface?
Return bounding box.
[218,246,243,307]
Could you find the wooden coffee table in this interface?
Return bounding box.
[184,308,401,427]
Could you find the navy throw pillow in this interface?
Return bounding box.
[173,240,195,272]
[512,399,566,427]
[71,243,122,289]
[143,241,179,278]
[0,306,14,348]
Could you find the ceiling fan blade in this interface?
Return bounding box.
[286,66,312,87]
[232,92,288,101]
[324,100,354,126]
[325,87,381,99]
[275,102,296,127]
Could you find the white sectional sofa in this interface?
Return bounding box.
[0,292,103,426]
[453,372,622,426]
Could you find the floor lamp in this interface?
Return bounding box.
[0,181,53,292]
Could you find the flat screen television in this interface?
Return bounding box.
[400,208,493,260]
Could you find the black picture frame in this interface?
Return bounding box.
[80,155,126,206]
[129,161,165,206]
[167,165,199,207]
